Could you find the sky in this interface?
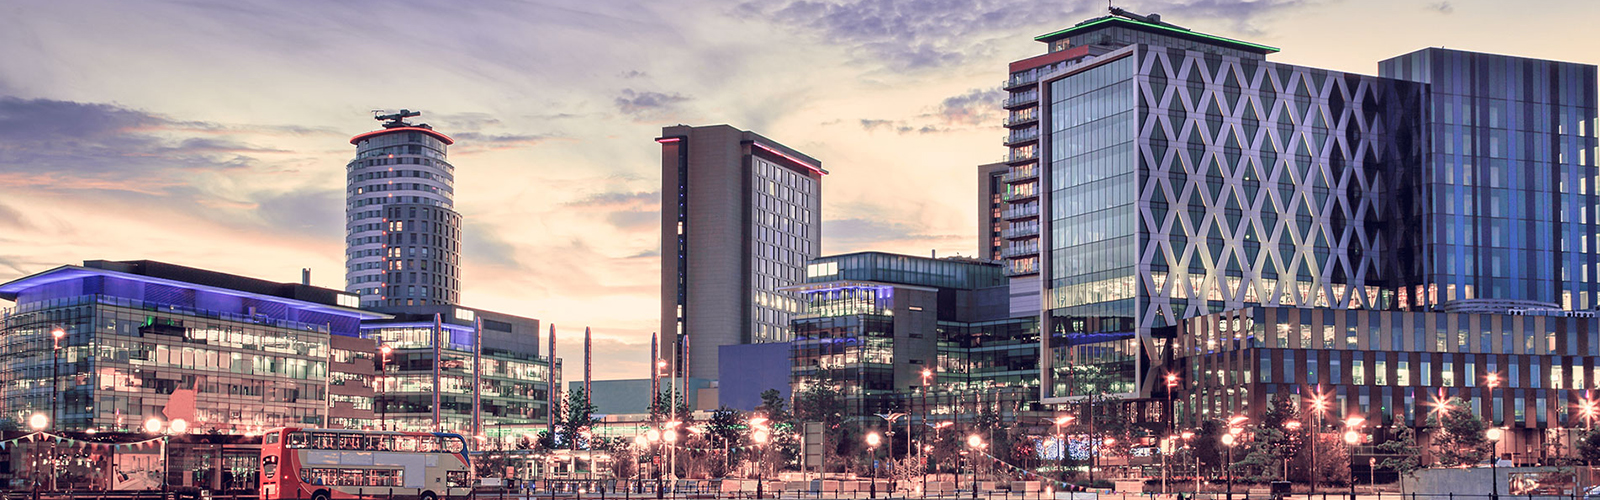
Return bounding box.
[2,0,1598,382]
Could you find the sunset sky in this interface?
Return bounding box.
[3,0,1597,381]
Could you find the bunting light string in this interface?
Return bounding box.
[0,431,166,451]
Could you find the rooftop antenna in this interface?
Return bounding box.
[373,108,424,129]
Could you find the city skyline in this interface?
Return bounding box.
[4,0,1600,381]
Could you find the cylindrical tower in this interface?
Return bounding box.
[345,109,462,307]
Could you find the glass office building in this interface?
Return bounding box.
[362,307,556,438]
[1021,12,1428,403]
[1380,49,1600,312]
[0,260,385,432]
[787,252,1040,421]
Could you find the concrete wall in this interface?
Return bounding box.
[1401,466,1578,500]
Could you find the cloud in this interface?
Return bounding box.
[733,0,1317,70]
[566,190,661,230]
[933,87,1003,126]
[614,89,691,120]
[825,217,964,247]
[0,97,343,241]
[0,202,30,231]
[1428,2,1453,14]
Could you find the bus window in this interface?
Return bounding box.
[395,436,417,452]
[418,437,437,453]
[447,471,470,488]
[287,432,309,449]
[264,433,279,445]
[376,437,394,451]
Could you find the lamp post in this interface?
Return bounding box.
[867,432,882,499]
[1222,433,1236,500]
[1487,427,1504,500]
[1308,390,1329,494]
[379,344,392,431]
[646,428,663,499]
[1165,373,1178,495]
[751,418,770,500]
[1486,372,1501,427]
[920,368,932,490]
[1181,431,1197,499]
[967,434,985,500]
[1053,415,1074,485]
[29,413,47,494]
[51,327,64,432]
[1342,417,1364,500]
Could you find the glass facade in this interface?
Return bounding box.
[364,321,555,436]
[0,265,377,432]
[1381,49,1600,311]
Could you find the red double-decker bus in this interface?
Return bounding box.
[260,428,473,500]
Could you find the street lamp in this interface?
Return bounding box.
[51,327,64,431]
[751,418,770,500]
[1487,427,1504,500]
[867,432,882,499]
[1308,389,1330,494]
[646,428,663,499]
[1222,434,1237,500]
[379,344,392,431]
[1165,373,1179,495]
[1343,420,1363,500]
[1181,431,1197,499]
[1053,415,1075,485]
[28,413,47,494]
[1283,421,1302,481]
[966,434,985,500]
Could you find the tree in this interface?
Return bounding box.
[562,388,599,450]
[755,389,798,472]
[1578,429,1600,465]
[794,379,847,472]
[1237,393,1304,480]
[1377,421,1422,494]
[705,406,747,478]
[1429,397,1491,467]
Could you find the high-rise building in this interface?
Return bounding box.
[657,125,825,379]
[0,260,387,432]
[1009,10,1600,458]
[345,110,463,308]
[977,162,1009,262]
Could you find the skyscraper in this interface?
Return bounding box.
[345,110,463,308]
[977,162,1009,262]
[658,125,825,379]
[1007,9,1597,430]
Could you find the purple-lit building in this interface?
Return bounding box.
[0,260,387,433]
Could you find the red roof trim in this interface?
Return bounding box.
[349,127,455,145]
[1009,45,1091,73]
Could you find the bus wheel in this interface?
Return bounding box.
[312,490,331,500]
[421,491,437,500]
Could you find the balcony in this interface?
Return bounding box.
[1002,167,1037,183]
[1006,259,1040,276]
[1001,243,1039,258]
[1002,189,1038,203]
[1003,93,1039,109]
[1003,73,1039,90]
[1002,225,1039,239]
[1006,149,1038,163]
[1003,114,1039,128]
[1004,129,1039,146]
[1003,204,1040,220]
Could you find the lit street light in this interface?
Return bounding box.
[967,434,986,500]
[1165,373,1178,495]
[867,432,882,499]
[1487,427,1504,500]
